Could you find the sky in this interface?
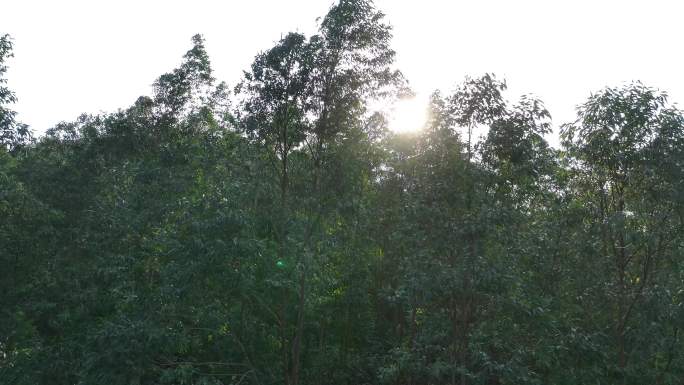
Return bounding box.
[4,0,684,145]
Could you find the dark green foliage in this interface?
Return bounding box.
[2,2,684,385]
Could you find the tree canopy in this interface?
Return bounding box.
[2,1,684,384]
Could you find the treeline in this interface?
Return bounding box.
[2,1,684,384]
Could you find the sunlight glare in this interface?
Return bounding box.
[389,95,428,134]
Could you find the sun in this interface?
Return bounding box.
[388,95,428,134]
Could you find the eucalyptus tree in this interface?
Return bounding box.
[238,30,316,385]
[561,82,684,383]
[372,81,500,384]
[0,34,49,379]
[301,5,403,380]
[0,34,31,151]
[475,93,564,385]
[446,75,507,385]
[238,1,403,384]
[373,76,566,385]
[1,34,251,385]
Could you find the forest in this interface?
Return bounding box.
[1,1,684,384]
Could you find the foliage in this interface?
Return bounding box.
[2,2,684,385]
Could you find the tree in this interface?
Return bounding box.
[4,4,684,385]
[238,2,402,384]
[0,34,31,152]
[561,82,684,383]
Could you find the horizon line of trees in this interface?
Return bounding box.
[2,1,683,384]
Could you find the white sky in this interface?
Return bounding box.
[4,0,684,145]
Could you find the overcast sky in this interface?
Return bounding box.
[4,0,684,144]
